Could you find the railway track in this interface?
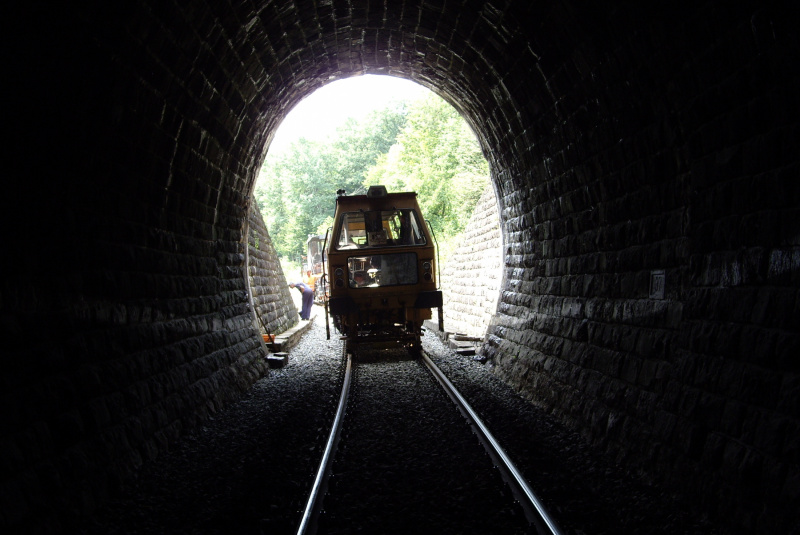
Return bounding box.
[297,343,562,535]
[77,320,721,534]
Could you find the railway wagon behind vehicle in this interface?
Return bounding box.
[303,234,328,304]
[325,186,442,353]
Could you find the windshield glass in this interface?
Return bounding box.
[336,209,426,250]
[307,237,324,275]
[347,253,418,288]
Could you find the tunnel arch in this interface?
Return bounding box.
[249,58,523,207]
[4,1,798,533]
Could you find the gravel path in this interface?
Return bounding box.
[77,318,727,534]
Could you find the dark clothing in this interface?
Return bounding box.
[292,282,314,320]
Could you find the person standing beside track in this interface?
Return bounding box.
[289,281,314,320]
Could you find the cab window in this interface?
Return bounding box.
[335,209,426,250]
[347,253,418,287]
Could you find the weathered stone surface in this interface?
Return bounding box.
[246,203,298,338]
[2,2,798,534]
[441,186,503,339]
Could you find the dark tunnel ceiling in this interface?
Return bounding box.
[193,0,555,194]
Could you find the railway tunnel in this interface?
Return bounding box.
[2,1,798,533]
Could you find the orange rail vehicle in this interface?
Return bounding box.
[324,185,443,356]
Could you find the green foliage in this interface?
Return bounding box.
[281,256,301,283]
[255,89,490,263]
[316,216,334,236]
[256,102,409,260]
[366,94,489,249]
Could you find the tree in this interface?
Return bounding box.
[366,94,489,249]
[255,90,490,263]
[257,101,410,259]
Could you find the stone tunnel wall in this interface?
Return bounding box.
[479,6,800,533]
[3,1,798,533]
[246,203,298,337]
[440,186,503,339]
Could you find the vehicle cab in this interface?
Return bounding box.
[325,185,442,344]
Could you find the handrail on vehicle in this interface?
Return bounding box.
[322,227,331,340]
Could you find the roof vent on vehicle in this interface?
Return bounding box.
[367,185,387,198]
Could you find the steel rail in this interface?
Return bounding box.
[422,352,563,535]
[296,347,353,535]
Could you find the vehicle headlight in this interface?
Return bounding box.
[422,261,433,282]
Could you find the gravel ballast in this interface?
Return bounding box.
[77,318,726,534]
[318,355,530,534]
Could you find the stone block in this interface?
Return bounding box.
[267,352,289,368]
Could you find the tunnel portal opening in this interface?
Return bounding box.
[248,74,504,345]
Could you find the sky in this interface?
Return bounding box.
[266,74,430,155]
